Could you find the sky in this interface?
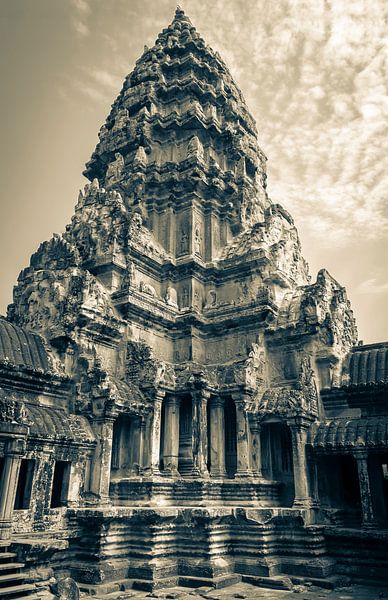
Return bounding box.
[0,0,387,343]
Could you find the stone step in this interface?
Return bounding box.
[179,574,242,589]
[291,574,351,589]
[132,577,178,592]
[79,576,178,595]
[0,583,36,597]
[0,555,17,564]
[352,576,388,588]
[241,574,294,590]
[0,563,24,572]
[0,572,25,585]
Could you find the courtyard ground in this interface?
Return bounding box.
[80,582,388,600]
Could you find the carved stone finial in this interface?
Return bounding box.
[187,135,204,161]
[90,178,100,192]
[173,5,192,26]
[134,146,147,164]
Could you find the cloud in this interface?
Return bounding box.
[184,0,387,248]
[73,82,110,103]
[72,67,123,104]
[64,0,388,243]
[89,69,122,91]
[71,0,91,37]
[357,278,388,295]
[73,20,89,37]
[71,0,91,13]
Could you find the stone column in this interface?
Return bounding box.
[138,417,146,475]
[0,438,25,540]
[355,452,376,528]
[150,391,164,475]
[289,420,314,508]
[307,448,320,506]
[162,396,181,476]
[89,417,115,503]
[130,417,142,475]
[209,397,226,478]
[192,388,210,477]
[250,419,262,478]
[234,398,252,478]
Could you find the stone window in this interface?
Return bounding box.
[245,158,256,179]
[50,460,71,508]
[14,459,35,510]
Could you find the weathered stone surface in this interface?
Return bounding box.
[0,5,386,597]
[54,576,80,600]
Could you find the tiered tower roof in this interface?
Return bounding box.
[84,6,269,241]
[8,8,357,406]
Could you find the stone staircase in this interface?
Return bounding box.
[325,526,388,586]
[109,477,283,507]
[0,542,37,599]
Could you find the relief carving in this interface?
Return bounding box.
[165,286,178,307]
[0,396,28,425]
[139,281,157,297]
[180,226,189,254]
[194,223,203,255]
[204,289,217,309]
[106,152,124,186]
[112,107,129,131]
[181,286,189,308]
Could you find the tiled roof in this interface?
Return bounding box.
[311,417,388,450]
[348,342,388,386]
[0,318,51,372]
[26,403,95,444]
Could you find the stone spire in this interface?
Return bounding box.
[84,7,270,254]
[8,8,357,436]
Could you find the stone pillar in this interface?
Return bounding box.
[130,417,142,475]
[0,438,25,540]
[355,452,376,528]
[209,397,226,478]
[289,420,314,508]
[250,419,262,478]
[89,417,115,503]
[162,396,180,475]
[192,388,210,477]
[138,417,146,475]
[150,391,164,475]
[234,398,252,478]
[307,448,320,506]
[368,454,386,523]
[142,414,151,473]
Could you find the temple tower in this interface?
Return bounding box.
[5,7,361,592]
[84,7,270,261]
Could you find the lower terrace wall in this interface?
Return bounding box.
[325,527,388,586]
[62,507,335,590]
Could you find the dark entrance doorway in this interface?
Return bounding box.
[224,397,237,478]
[261,421,294,505]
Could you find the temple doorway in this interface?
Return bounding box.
[224,397,237,478]
[368,453,388,525]
[261,421,294,505]
[179,395,194,475]
[111,414,139,478]
[316,454,361,527]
